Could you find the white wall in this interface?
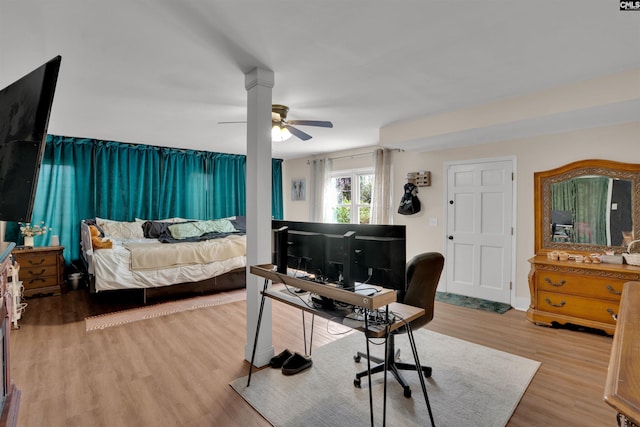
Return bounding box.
[283,121,640,310]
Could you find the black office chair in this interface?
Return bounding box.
[353,252,445,398]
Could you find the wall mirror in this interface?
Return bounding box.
[534,159,640,254]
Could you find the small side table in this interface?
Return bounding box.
[11,246,64,297]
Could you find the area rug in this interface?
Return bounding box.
[85,288,247,331]
[435,291,512,314]
[231,329,540,427]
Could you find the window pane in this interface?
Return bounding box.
[332,206,351,224]
[359,206,371,224]
[359,175,373,204]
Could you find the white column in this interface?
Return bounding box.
[244,67,275,366]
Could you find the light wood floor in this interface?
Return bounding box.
[9,289,615,426]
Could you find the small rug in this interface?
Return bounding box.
[435,291,512,314]
[85,288,247,331]
[231,329,540,427]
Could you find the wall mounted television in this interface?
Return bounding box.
[0,55,61,223]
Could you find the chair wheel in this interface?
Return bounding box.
[354,378,361,388]
[404,388,412,398]
[353,354,361,362]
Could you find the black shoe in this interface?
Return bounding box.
[281,352,312,375]
[269,349,293,368]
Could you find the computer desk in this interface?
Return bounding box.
[248,264,435,427]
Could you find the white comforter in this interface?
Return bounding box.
[91,235,246,292]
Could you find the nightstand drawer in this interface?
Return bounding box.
[20,264,59,280]
[22,275,59,290]
[15,252,57,268]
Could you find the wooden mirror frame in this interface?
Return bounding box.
[534,159,640,254]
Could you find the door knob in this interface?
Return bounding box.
[448,235,454,240]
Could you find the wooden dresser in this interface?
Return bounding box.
[11,246,64,297]
[527,255,640,335]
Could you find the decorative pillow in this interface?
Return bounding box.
[136,217,187,223]
[168,219,237,239]
[96,217,145,239]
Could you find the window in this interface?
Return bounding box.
[328,169,373,224]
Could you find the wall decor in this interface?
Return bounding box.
[291,178,306,201]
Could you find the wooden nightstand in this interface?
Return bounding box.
[11,246,64,297]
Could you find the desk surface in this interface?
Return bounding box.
[604,281,640,424]
[251,264,397,310]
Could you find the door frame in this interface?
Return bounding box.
[441,155,518,304]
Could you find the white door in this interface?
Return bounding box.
[445,159,513,304]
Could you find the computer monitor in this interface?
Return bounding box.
[272,220,406,293]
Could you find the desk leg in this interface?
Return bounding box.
[406,323,435,427]
[364,312,375,427]
[302,312,316,356]
[247,278,270,387]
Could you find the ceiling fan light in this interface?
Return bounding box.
[272,125,292,142]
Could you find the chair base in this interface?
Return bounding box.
[353,350,432,398]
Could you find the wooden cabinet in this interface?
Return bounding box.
[527,255,640,335]
[11,246,64,297]
[0,242,21,426]
[604,281,640,425]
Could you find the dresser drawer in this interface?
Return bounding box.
[15,252,58,268]
[537,290,619,325]
[536,271,624,302]
[19,264,59,280]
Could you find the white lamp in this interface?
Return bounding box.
[272,124,292,142]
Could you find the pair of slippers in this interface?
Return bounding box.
[269,349,312,375]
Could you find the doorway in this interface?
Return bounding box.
[444,158,515,304]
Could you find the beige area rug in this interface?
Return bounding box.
[231,329,540,427]
[85,288,248,331]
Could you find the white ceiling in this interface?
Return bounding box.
[1,1,639,160]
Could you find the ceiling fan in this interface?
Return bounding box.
[219,104,333,141]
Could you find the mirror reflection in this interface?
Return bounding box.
[550,176,633,247]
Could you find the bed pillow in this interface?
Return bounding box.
[168,219,237,239]
[96,217,145,239]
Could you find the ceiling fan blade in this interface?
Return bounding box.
[287,120,333,128]
[286,125,313,141]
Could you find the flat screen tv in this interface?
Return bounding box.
[0,55,61,223]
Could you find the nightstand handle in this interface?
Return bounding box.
[28,269,46,276]
[606,285,622,295]
[544,297,566,308]
[544,277,566,287]
[27,258,46,266]
[607,308,618,321]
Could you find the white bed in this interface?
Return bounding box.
[80,218,247,294]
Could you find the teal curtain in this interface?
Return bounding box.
[6,135,284,265]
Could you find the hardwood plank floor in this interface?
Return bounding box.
[9,290,615,426]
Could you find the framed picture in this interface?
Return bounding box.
[291,178,306,201]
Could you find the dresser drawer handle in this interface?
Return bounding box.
[28,278,46,284]
[606,285,622,295]
[27,258,46,266]
[28,269,46,277]
[607,308,618,321]
[544,277,566,287]
[544,297,566,308]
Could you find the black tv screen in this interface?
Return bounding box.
[0,55,61,222]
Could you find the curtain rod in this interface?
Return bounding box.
[307,148,403,164]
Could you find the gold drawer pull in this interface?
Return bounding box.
[606,285,622,295]
[607,308,618,321]
[544,277,566,287]
[544,298,566,308]
[28,269,46,277]
[28,258,46,266]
